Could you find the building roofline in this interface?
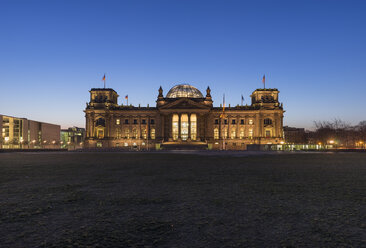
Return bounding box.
[90,88,117,92]
[0,114,61,127]
[253,88,279,91]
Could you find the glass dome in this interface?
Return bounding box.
[166,84,204,98]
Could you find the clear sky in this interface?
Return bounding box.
[1,0,365,129]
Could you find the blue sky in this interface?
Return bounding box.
[0,0,365,129]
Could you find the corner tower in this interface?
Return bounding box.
[250,88,282,109]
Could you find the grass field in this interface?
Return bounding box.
[0,152,365,247]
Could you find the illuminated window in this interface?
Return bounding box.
[231,129,236,139]
[214,128,219,140]
[240,128,244,139]
[249,119,253,125]
[116,129,121,139]
[142,128,147,139]
[151,128,156,139]
[116,119,120,125]
[125,129,130,139]
[133,128,138,139]
[249,128,253,138]
[190,114,197,140]
[181,114,189,141]
[97,129,104,139]
[172,114,179,141]
[266,130,271,137]
[97,142,102,148]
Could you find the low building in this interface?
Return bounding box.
[283,126,308,144]
[84,84,285,150]
[61,127,86,149]
[0,114,60,149]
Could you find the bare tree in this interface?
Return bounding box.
[313,119,358,147]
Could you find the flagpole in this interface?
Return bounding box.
[103,74,106,89]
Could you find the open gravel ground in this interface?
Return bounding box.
[0,152,365,247]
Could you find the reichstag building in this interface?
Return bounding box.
[84,84,284,149]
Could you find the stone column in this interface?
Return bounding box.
[91,114,95,138]
[139,116,142,139]
[188,113,191,140]
[273,114,278,137]
[160,114,165,141]
[236,115,239,139]
[227,115,230,140]
[178,113,182,140]
[219,115,222,139]
[147,116,150,139]
[85,114,89,138]
[255,114,260,137]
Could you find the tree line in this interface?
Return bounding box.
[312,119,366,147]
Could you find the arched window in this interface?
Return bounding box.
[214,128,219,140]
[265,130,271,137]
[150,128,156,140]
[190,114,197,140]
[142,128,147,139]
[181,114,188,141]
[264,118,273,125]
[132,128,138,139]
[172,114,179,140]
[97,129,104,139]
[240,128,244,139]
[249,128,253,138]
[231,129,236,139]
[96,118,105,127]
[116,129,121,139]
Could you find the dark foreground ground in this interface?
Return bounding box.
[0,152,365,248]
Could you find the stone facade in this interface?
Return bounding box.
[84,84,284,150]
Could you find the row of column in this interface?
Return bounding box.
[173,113,197,141]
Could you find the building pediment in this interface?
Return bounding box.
[158,98,211,110]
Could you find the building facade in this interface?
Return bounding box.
[61,126,86,149]
[0,114,61,149]
[84,84,284,150]
[283,126,308,144]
